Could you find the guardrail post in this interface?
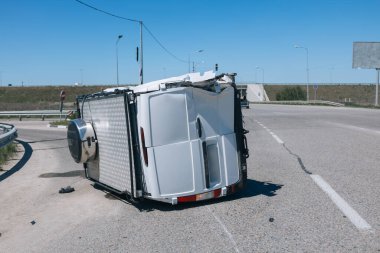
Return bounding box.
[42,115,45,121]
[0,124,18,148]
[19,115,22,121]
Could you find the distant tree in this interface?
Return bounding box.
[276,86,306,101]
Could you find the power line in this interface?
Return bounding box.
[142,24,187,63]
[74,0,187,63]
[75,0,139,23]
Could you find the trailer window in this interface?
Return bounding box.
[149,93,189,147]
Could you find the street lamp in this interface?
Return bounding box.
[255,66,265,84]
[188,49,204,73]
[294,44,309,101]
[116,34,123,85]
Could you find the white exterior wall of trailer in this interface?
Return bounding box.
[136,86,240,203]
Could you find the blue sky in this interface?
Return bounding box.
[0,0,379,86]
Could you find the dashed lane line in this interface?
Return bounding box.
[206,206,240,253]
[255,120,284,144]
[255,119,373,232]
[310,175,372,231]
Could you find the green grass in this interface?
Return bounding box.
[264,84,378,105]
[0,143,17,170]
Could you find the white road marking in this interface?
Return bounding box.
[271,133,284,144]
[255,120,284,144]
[256,119,372,231]
[310,175,372,231]
[207,206,240,253]
[329,122,380,136]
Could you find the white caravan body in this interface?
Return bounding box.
[67,72,249,204]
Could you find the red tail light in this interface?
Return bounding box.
[140,127,148,166]
[178,188,222,203]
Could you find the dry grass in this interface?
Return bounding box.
[0,86,104,110]
[1,84,379,110]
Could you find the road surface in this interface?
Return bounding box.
[0,105,379,252]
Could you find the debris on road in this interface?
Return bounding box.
[269,217,274,222]
[30,220,36,225]
[59,186,75,194]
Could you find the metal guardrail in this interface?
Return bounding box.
[0,110,71,120]
[252,100,345,107]
[0,123,18,148]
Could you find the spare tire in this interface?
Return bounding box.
[67,119,97,163]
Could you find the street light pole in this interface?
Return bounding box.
[376,68,379,106]
[116,34,123,86]
[188,49,204,73]
[139,21,143,84]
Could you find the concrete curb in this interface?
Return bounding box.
[47,124,67,129]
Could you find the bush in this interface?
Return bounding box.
[0,143,17,169]
[276,86,306,101]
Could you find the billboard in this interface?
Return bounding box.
[352,42,380,69]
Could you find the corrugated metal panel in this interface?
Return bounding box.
[82,95,132,193]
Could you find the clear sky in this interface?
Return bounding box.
[1,0,379,86]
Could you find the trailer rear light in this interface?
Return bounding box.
[177,188,222,203]
[140,127,148,166]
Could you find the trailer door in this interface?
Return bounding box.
[81,92,142,198]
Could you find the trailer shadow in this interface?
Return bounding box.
[0,140,33,182]
[95,179,283,212]
[39,170,85,178]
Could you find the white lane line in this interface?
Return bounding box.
[329,122,380,136]
[271,133,284,144]
[310,175,372,231]
[207,206,240,253]
[255,120,284,144]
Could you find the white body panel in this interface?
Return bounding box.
[136,86,240,200]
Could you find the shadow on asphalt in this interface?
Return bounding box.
[33,146,68,151]
[94,179,283,212]
[0,140,33,182]
[26,138,67,143]
[39,170,85,178]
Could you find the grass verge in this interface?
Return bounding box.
[0,143,17,170]
[50,120,70,126]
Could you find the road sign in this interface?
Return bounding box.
[313,84,318,90]
[353,42,380,69]
[60,90,66,101]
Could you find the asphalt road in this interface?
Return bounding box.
[0,105,379,252]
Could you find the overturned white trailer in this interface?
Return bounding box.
[67,72,249,204]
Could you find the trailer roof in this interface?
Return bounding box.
[131,71,216,94]
[102,71,236,94]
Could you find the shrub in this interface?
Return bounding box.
[276,86,306,101]
[0,143,17,169]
